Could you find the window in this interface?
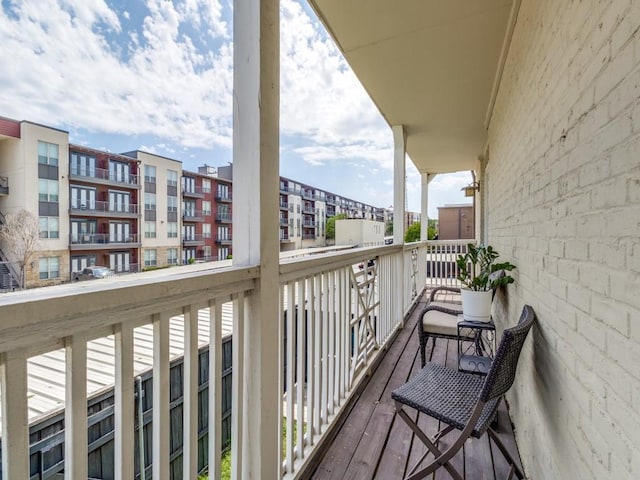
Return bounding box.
[109,191,131,213]
[218,226,229,240]
[144,221,156,238]
[203,246,212,259]
[38,179,59,202]
[182,176,195,193]
[202,179,211,194]
[39,257,59,280]
[144,249,157,267]
[167,248,178,265]
[144,193,156,211]
[218,247,229,260]
[167,195,178,212]
[38,141,58,166]
[202,223,211,238]
[167,222,178,238]
[70,186,96,209]
[167,169,178,187]
[109,161,130,183]
[202,201,211,216]
[39,217,59,239]
[183,200,196,217]
[70,152,95,176]
[144,165,156,183]
[217,183,229,198]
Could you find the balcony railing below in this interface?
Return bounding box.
[69,233,140,247]
[69,167,139,186]
[70,201,139,216]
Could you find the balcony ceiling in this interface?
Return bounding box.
[309,0,517,174]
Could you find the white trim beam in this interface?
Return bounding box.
[392,125,406,245]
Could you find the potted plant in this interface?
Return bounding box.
[456,244,516,322]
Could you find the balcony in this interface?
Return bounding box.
[215,236,232,245]
[182,210,204,222]
[279,217,288,226]
[302,206,315,215]
[279,201,288,210]
[69,200,139,218]
[182,186,205,198]
[69,167,140,188]
[69,233,141,249]
[216,213,232,224]
[215,192,232,203]
[182,233,204,246]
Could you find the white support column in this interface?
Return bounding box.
[1,350,29,480]
[392,125,406,245]
[65,335,88,480]
[420,173,436,241]
[232,0,280,477]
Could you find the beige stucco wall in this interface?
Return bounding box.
[486,1,640,478]
[132,151,182,249]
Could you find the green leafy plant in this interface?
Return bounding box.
[456,244,516,291]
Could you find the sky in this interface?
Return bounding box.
[0,0,472,218]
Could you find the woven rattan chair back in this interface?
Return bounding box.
[478,305,535,402]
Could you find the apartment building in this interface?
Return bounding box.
[68,145,141,274]
[0,116,235,289]
[277,176,383,250]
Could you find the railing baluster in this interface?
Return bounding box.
[231,292,245,480]
[153,312,170,480]
[65,334,88,480]
[1,350,29,479]
[208,301,223,479]
[296,278,306,457]
[285,283,295,472]
[114,322,135,480]
[183,305,199,479]
[304,277,315,445]
[313,275,321,434]
[327,269,335,414]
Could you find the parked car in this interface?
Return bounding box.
[72,266,114,282]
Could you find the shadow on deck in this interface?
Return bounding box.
[308,295,525,479]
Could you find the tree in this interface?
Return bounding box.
[326,213,348,240]
[404,222,421,243]
[404,219,438,243]
[0,209,40,288]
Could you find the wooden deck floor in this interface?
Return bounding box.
[309,296,525,480]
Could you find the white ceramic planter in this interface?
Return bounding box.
[460,288,493,322]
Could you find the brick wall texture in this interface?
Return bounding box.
[486,0,640,478]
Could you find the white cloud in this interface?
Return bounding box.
[0,0,232,149]
[279,0,393,169]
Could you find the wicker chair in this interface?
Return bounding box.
[392,305,535,480]
[419,270,506,367]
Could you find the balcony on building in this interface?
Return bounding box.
[215,213,232,224]
[215,235,232,246]
[69,200,139,219]
[215,191,232,203]
[182,210,204,222]
[279,199,288,210]
[181,185,205,198]
[182,233,205,246]
[69,232,141,250]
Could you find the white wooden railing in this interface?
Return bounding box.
[0,240,471,479]
[278,243,430,477]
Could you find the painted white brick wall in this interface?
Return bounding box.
[486,0,640,478]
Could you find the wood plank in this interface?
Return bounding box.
[65,334,88,479]
[342,402,396,480]
[152,313,170,480]
[183,306,199,479]
[114,322,135,480]
[311,301,421,479]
